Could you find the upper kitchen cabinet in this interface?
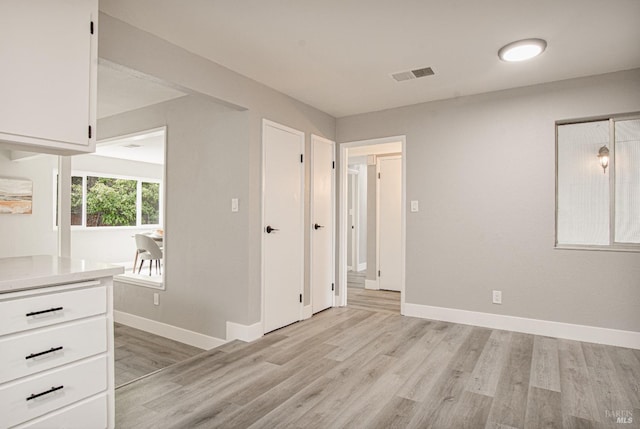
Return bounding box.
[0,0,98,154]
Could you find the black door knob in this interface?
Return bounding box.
[265,225,279,234]
[314,223,324,230]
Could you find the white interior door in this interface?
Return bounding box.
[262,120,304,333]
[311,135,335,314]
[378,156,402,291]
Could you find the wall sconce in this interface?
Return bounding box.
[597,145,610,174]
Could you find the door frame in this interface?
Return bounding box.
[338,136,406,313]
[347,168,359,271]
[261,119,305,333]
[310,134,336,313]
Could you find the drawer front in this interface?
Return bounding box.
[16,394,107,429]
[0,318,107,384]
[0,286,106,336]
[0,355,107,428]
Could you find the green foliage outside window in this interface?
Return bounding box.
[141,182,160,225]
[86,176,137,226]
[57,174,161,227]
[71,176,83,226]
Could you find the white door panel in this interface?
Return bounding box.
[378,157,402,291]
[311,135,335,314]
[263,121,304,333]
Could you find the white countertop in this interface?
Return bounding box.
[0,255,124,294]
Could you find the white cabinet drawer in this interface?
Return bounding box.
[16,394,107,429]
[0,355,106,429]
[0,286,106,336]
[0,318,107,384]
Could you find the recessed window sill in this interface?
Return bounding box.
[115,273,164,290]
[554,245,640,253]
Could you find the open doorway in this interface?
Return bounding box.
[338,136,406,313]
[73,126,167,289]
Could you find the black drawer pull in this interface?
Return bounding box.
[25,346,63,360]
[26,385,64,401]
[26,307,63,317]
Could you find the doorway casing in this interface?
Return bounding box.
[338,136,406,312]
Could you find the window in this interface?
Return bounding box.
[70,176,83,226]
[56,172,161,228]
[141,182,160,225]
[556,115,640,250]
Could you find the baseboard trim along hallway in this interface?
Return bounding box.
[403,302,640,349]
[114,310,226,350]
[226,320,263,342]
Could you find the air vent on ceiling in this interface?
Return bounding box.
[391,66,435,82]
[123,144,142,149]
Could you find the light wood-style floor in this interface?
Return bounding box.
[116,291,640,428]
[347,270,366,288]
[348,285,401,314]
[114,323,204,387]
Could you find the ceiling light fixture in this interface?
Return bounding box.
[498,38,547,62]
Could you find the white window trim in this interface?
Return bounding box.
[54,169,163,231]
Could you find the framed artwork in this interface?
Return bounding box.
[0,177,32,214]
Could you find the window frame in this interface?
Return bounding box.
[54,169,163,231]
[555,112,640,252]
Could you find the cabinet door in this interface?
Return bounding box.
[0,0,97,153]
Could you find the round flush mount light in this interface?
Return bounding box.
[498,38,547,62]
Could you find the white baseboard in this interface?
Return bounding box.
[403,303,640,350]
[302,305,313,320]
[114,310,225,350]
[226,321,263,343]
[365,279,379,290]
[357,262,367,272]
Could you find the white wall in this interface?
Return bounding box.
[0,151,58,258]
[337,69,640,332]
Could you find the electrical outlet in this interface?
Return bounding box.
[153,293,159,306]
[492,290,502,305]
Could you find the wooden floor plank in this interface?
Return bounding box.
[450,391,494,428]
[530,336,561,392]
[405,328,492,428]
[365,396,420,429]
[587,366,635,426]
[396,323,471,402]
[524,386,562,429]
[347,286,401,314]
[485,332,534,429]
[606,346,640,408]
[467,329,512,397]
[114,322,204,387]
[558,339,601,423]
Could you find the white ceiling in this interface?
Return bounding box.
[100,0,640,118]
[98,63,187,119]
[96,129,165,165]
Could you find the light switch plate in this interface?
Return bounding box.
[231,198,239,212]
[410,200,419,212]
